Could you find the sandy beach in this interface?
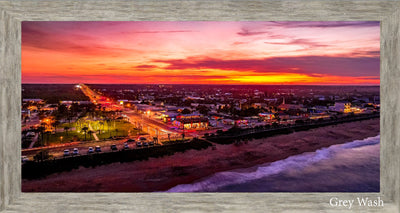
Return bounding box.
[22,118,380,192]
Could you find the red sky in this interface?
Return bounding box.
[21,21,380,85]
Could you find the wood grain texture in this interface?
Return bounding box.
[0,0,399,212]
[0,6,21,212]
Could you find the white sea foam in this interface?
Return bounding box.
[166,135,380,192]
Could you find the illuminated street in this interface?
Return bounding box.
[79,83,182,139]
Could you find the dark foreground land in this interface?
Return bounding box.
[22,84,89,104]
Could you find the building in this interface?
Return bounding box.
[22,98,44,104]
[252,103,268,109]
[278,97,304,111]
[173,114,209,130]
[21,109,31,120]
[160,111,179,122]
[117,99,129,105]
[329,101,351,113]
[258,112,275,121]
[60,100,91,105]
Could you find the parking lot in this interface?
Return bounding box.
[22,136,191,161]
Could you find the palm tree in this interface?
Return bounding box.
[106,119,112,137]
[153,137,158,145]
[37,126,45,146]
[97,129,102,140]
[99,121,104,131]
[52,120,60,133]
[67,115,73,124]
[87,130,94,140]
[82,126,89,141]
[44,131,51,146]
[64,126,70,136]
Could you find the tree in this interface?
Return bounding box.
[51,120,60,133]
[153,137,158,145]
[87,130,94,140]
[44,131,51,146]
[115,128,119,137]
[64,126,70,136]
[57,104,68,117]
[33,149,52,162]
[37,126,45,146]
[181,108,191,114]
[82,126,89,141]
[197,105,210,115]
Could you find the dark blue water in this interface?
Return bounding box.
[167,135,380,192]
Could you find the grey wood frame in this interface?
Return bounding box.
[0,0,399,212]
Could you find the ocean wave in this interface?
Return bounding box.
[166,135,380,192]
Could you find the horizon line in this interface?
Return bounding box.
[21,83,380,86]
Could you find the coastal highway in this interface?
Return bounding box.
[22,138,145,159]
[79,84,181,139]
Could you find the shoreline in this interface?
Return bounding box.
[22,118,380,192]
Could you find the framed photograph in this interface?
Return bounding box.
[1,1,399,212]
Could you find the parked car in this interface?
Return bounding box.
[143,142,149,147]
[63,149,70,157]
[149,141,154,146]
[26,131,35,137]
[123,142,129,150]
[126,139,135,143]
[72,148,79,155]
[88,147,94,154]
[21,156,29,163]
[95,146,101,153]
[136,141,142,147]
[139,137,147,142]
[110,144,118,151]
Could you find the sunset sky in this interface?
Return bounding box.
[22,21,380,85]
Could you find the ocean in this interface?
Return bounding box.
[167,135,380,192]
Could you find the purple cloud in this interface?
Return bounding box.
[155,55,380,77]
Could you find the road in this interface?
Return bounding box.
[28,133,39,149]
[22,113,40,131]
[79,83,220,139]
[22,138,150,159]
[79,84,182,139]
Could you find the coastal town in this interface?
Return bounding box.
[21,84,379,162]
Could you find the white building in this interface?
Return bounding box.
[329,101,351,112]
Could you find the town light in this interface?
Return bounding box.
[120,101,124,105]
[75,85,81,88]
